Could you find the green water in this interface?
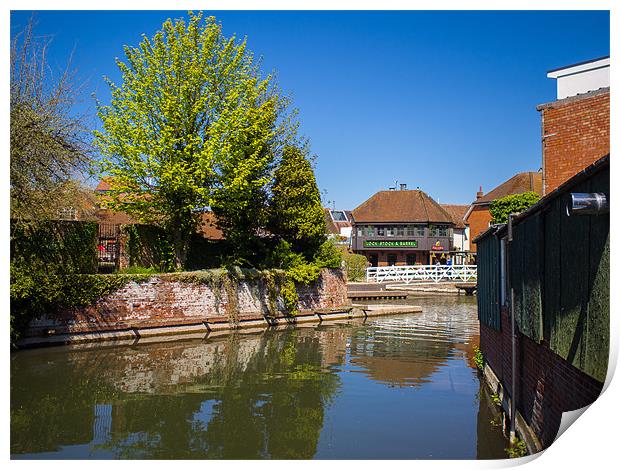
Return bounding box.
[11,296,508,459]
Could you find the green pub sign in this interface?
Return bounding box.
[363,240,418,248]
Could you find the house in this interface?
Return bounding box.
[324,208,353,246]
[351,185,455,266]
[464,172,542,252]
[440,204,470,252]
[475,155,609,453]
[537,56,609,194]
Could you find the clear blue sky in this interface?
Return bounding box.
[11,10,610,209]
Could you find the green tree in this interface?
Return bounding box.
[269,146,326,256]
[10,17,92,221]
[209,77,291,266]
[489,191,541,224]
[95,12,295,268]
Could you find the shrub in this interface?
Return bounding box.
[313,239,343,269]
[489,191,540,224]
[342,252,368,281]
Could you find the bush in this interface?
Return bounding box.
[313,239,343,269]
[342,252,368,281]
[11,220,98,274]
[489,191,540,224]
[10,266,148,344]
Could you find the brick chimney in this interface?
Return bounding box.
[476,186,483,200]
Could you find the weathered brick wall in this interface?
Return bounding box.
[480,307,603,449]
[466,205,492,252]
[26,268,349,336]
[539,89,610,194]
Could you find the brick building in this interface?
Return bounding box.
[351,186,455,266]
[537,56,610,194]
[464,172,542,252]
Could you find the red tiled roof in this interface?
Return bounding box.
[474,172,542,205]
[352,190,453,224]
[95,177,114,192]
[440,204,469,229]
[197,212,224,240]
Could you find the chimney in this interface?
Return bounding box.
[400,183,407,191]
[476,186,483,200]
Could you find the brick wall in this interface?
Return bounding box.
[480,307,603,449]
[26,269,349,336]
[540,89,610,194]
[467,205,492,252]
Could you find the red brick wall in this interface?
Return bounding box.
[541,90,610,194]
[25,269,349,336]
[467,205,492,252]
[480,307,603,449]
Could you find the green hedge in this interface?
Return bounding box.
[11,220,98,274]
[342,252,368,281]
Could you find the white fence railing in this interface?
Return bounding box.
[366,265,477,284]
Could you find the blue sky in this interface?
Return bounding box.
[10,10,610,209]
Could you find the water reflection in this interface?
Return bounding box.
[11,296,508,459]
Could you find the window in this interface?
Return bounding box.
[387,254,397,266]
[366,226,375,237]
[396,225,405,236]
[357,226,363,237]
[386,226,395,237]
[377,226,385,236]
[406,225,415,236]
[331,210,348,222]
[430,225,448,237]
[415,225,425,237]
[406,254,416,265]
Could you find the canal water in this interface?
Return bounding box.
[11,296,508,459]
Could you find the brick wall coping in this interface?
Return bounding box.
[536,87,609,111]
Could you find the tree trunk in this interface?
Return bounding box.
[172,227,189,271]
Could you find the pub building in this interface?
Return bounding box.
[351,185,456,267]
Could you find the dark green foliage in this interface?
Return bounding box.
[11,220,98,274]
[10,268,150,344]
[489,192,540,224]
[124,224,176,273]
[269,146,327,256]
[342,252,368,281]
[312,238,343,269]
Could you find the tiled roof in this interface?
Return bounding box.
[352,190,453,224]
[95,177,114,192]
[197,212,225,240]
[324,208,340,234]
[440,204,469,229]
[474,172,542,205]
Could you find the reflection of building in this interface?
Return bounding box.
[537,56,609,194]
[351,185,455,266]
[464,172,542,253]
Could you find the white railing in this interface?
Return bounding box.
[366,265,477,284]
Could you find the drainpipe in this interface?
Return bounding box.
[507,213,517,442]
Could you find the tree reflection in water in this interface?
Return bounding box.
[11,298,508,459]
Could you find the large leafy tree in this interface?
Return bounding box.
[269,146,326,256]
[95,12,295,268]
[10,17,92,221]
